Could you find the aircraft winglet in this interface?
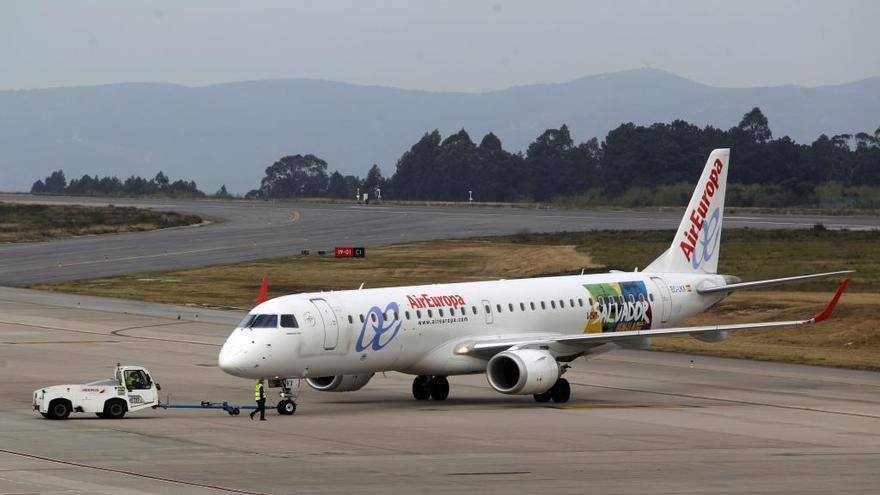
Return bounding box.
[256,274,269,304]
[812,278,849,323]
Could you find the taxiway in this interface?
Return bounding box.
[1,287,878,494]
[1,194,878,286]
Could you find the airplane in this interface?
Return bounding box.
[218,148,851,414]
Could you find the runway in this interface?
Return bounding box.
[1,287,878,494]
[1,194,878,286]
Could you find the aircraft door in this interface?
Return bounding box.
[650,277,673,324]
[481,299,493,324]
[310,298,339,350]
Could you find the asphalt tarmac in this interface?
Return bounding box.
[1,194,879,286]
[1,287,878,495]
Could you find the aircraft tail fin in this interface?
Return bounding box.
[645,148,730,274]
[256,274,269,304]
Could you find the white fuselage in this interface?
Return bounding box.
[218,271,728,380]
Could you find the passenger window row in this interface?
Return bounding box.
[487,297,587,314]
[343,294,641,324]
[595,293,654,307]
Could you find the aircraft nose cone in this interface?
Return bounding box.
[218,331,252,377]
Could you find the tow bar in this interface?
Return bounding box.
[157,396,257,416]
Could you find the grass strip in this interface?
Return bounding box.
[0,202,202,243]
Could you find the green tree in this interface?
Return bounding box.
[326,171,350,198]
[260,154,330,197]
[43,170,67,193]
[363,164,384,196]
[153,171,170,191]
[526,124,574,201]
[391,130,442,199]
[433,129,479,200]
[343,175,363,199]
[473,132,524,201]
[738,107,772,143]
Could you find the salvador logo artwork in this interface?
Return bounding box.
[584,281,653,333]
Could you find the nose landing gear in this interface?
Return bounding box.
[271,378,300,415]
[412,375,449,401]
[277,399,297,415]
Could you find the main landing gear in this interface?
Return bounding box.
[275,379,298,415]
[412,375,449,401]
[533,378,570,403]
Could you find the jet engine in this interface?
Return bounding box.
[306,373,374,392]
[486,349,559,395]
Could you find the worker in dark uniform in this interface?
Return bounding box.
[250,378,266,421]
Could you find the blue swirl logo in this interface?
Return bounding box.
[355,302,402,352]
[692,207,721,269]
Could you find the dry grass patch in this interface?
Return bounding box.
[0,202,202,243]
[654,291,880,370]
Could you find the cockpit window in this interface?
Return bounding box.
[239,314,278,328]
[251,314,277,328]
[280,314,298,328]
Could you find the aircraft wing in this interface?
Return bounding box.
[697,270,852,294]
[456,279,849,357]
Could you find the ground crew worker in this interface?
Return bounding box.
[125,372,136,391]
[250,378,266,421]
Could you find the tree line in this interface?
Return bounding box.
[252,107,880,207]
[32,171,207,197]
[30,107,880,207]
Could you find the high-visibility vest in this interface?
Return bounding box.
[254,383,264,401]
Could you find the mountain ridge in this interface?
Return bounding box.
[1,68,877,193]
[8,67,878,94]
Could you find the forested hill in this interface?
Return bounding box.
[3,68,880,193]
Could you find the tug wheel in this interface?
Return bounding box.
[48,399,72,420]
[103,399,127,419]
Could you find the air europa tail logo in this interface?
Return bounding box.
[680,158,724,267]
[406,294,466,309]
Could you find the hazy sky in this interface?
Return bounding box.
[2,0,878,92]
